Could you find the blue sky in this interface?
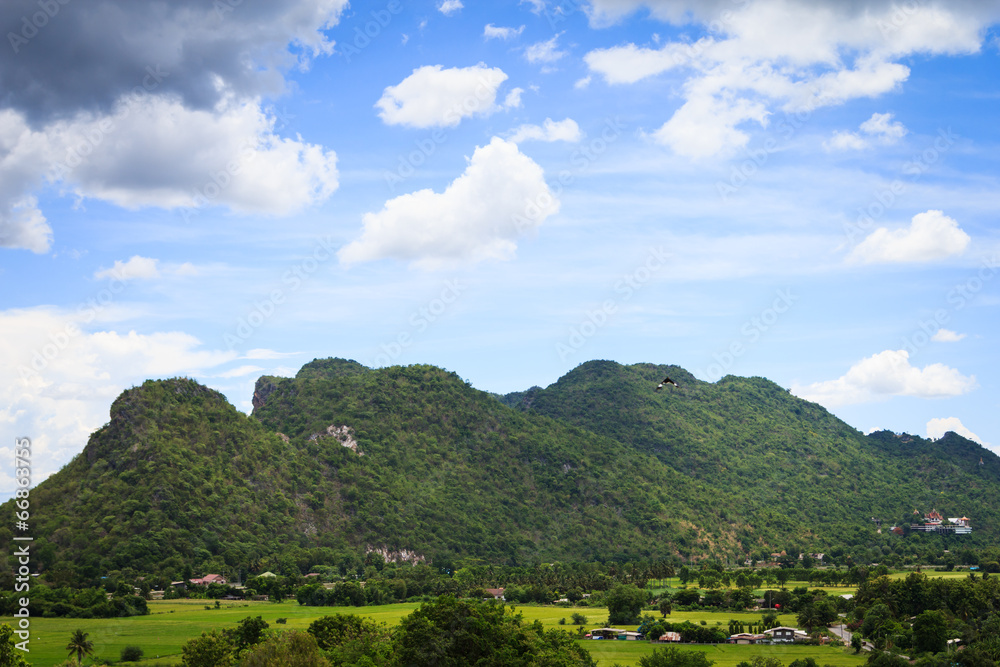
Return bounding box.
[2,0,1000,493]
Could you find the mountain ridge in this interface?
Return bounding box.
[3,357,996,586]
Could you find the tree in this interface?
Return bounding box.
[606,584,649,625]
[240,630,329,667]
[307,613,393,665]
[640,646,715,667]
[912,610,948,654]
[659,597,673,617]
[65,629,94,666]
[0,625,29,667]
[120,645,144,662]
[181,629,234,667]
[392,595,596,667]
[226,615,269,653]
[862,603,897,648]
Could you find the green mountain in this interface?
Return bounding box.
[4,358,998,584]
[503,360,1000,557]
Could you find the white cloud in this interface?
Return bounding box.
[525,33,567,63]
[651,93,768,159]
[484,24,524,40]
[216,364,266,378]
[584,39,709,84]
[792,349,977,407]
[0,111,55,253]
[849,210,971,264]
[507,118,582,143]
[860,112,907,141]
[375,64,513,128]
[0,306,238,494]
[826,111,907,151]
[0,97,340,253]
[0,2,347,252]
[55,97,339,215]
[438,0,463,15]
[824,130,870,151]
[339,137,559,269]
[503,88,525,110]
[94,256,161,281]
[927,417,984,444]
[932,329,967,343]
[574,76,592,89]
[581,1,989,158]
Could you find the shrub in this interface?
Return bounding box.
[120,644,144,662]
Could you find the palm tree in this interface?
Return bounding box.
[66,629,94,666]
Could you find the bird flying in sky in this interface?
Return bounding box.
[655,377,678,391]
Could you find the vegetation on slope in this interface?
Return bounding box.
[3,357,998,586]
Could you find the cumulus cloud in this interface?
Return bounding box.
[94,256,161,281]
[0,306,238,494]
[0,1,345,252]
[860,112,907,141]
[438,0,463,15]
[932,329,967,343]
[375,64,517,128]
[824,130,871,151]
[825,111,907,150]
[507,118,581,143]
[849,210,971,264]
[0,97,338,250]
[0,0,348,125]
[584,39,709,83]
[792,349,977,407]
[651,93,768,160]
[484,24,525,40]
[339,137,559,269]
[581,0,990,157]
[927,417,985,444]
[525,33,567,63]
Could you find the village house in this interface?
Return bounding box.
[763,626,809,643]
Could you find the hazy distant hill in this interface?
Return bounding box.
[4,358,998,584]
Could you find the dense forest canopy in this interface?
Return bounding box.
[3,358,997,586]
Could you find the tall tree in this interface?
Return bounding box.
[65,629,94,666]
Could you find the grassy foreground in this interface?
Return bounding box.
[4,599,865,667]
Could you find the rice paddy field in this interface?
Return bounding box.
[3,597,867,666]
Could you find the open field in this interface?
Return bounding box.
[3,599,840,666]
[886,570,973,581]
[581,641,867,667]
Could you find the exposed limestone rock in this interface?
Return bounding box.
[365,545,425,564]
[308,424,363,456]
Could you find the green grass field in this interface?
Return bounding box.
[886,570,972,581]
[581,641,866,667]
[3,599,858,666]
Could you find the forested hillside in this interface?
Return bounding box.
[503,360,1000,559]
[3,357,997,585]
